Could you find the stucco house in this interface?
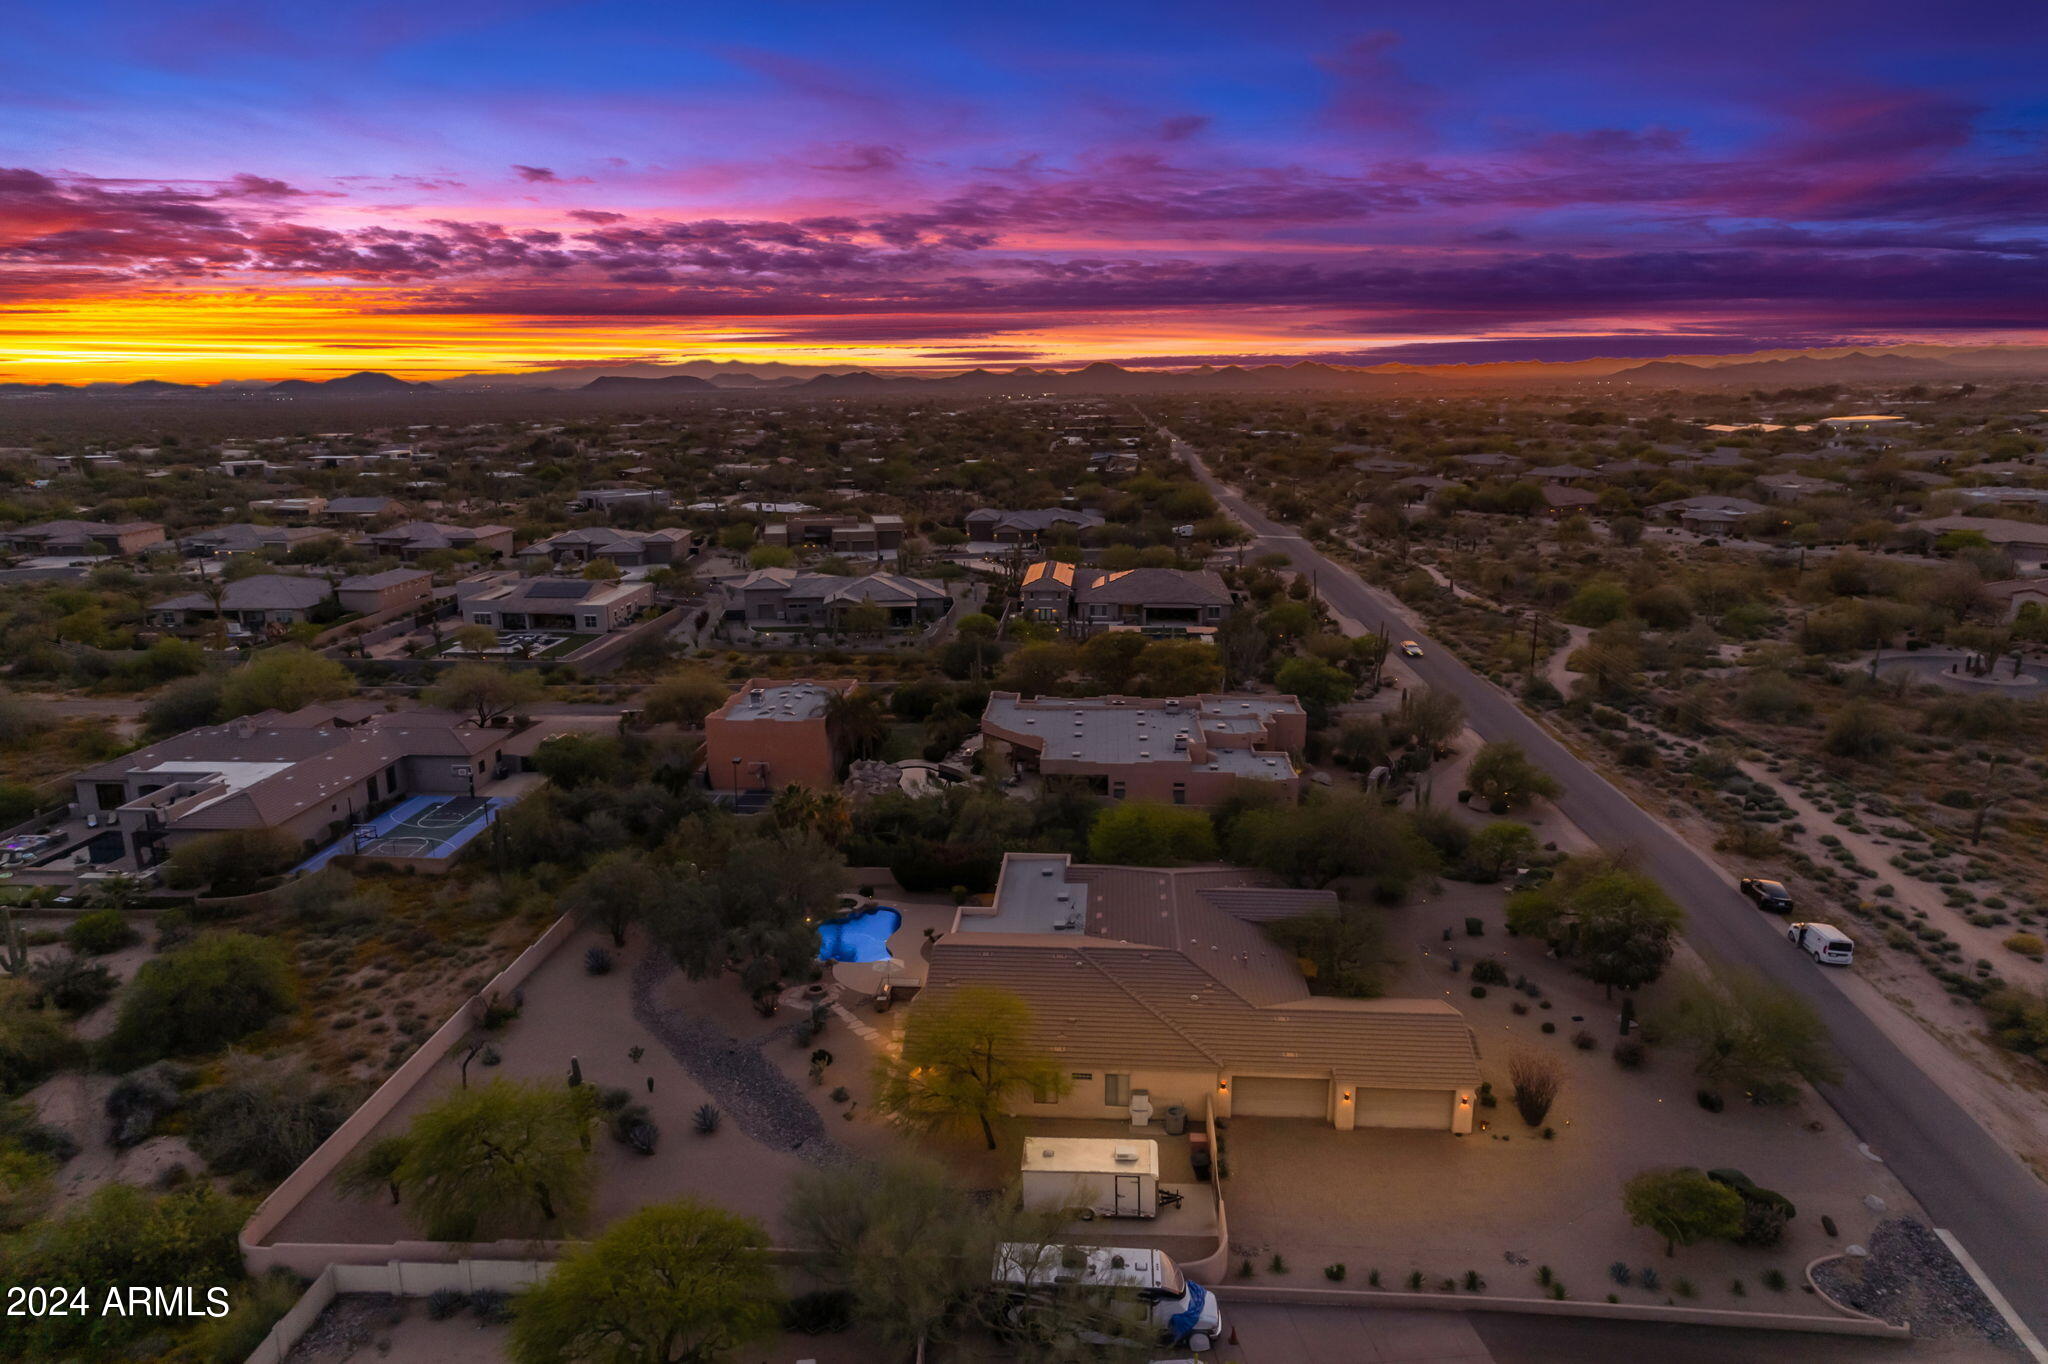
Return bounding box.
[337,567,434,615]
[702,677,858,794]
[922,853,1482,1132]
[2,520,166,558]
[964,507,1105,543]
[365,521,516,562]
[461,577,653,634]
[981,692,1304,804]
[150,574,334,634]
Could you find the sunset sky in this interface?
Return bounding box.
[4,0,2047,382]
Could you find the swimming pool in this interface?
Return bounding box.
[817,906,902,963]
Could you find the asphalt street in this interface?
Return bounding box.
[1166,430,2048,1341]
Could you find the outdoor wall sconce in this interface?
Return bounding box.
[1217,1080,1227,1091]
[1341,1091,1352,1102]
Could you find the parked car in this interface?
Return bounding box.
[1740,876,1793,912]
[1789,922,1854,965]
[1399,640,1424,657]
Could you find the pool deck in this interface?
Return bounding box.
[826,898,956,992]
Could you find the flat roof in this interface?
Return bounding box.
[722,682,839,722]
[1021,1136,1159,1177]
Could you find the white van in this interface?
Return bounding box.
[1789,922,1854,966]
[992,1243,1221,1352]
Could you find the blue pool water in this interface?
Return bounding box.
[817,906,902,963]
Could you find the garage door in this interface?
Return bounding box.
[1353,1088,1453,1130]
[1232,1076,1328,1119]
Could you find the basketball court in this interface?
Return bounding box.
[352,794,496,858]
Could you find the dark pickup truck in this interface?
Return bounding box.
[1740,877,1793,912]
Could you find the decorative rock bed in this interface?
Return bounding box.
[1810,1218,2022,1351]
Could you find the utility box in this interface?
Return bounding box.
[1020,1137,1160,1220]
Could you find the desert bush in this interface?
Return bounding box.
[1507,1050,1564,1126]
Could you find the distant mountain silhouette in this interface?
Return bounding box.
[266,370,440,394]
[1616,351,1959,387]
[579,374,717,392]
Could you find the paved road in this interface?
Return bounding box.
[1167,431,2048,1340]
[1223,1302,2002,1363]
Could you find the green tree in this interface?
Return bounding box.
[999,641,1078,697]
[427,661,543,727]
[826,688,890,761]
[1463,821,1538,881]
[1228,790,1437,898]
[873,986,1070,1149]
[1819,701,1899,760]
[532,732,625,788]
[1079,630,1149,691]
[1623,1167,1746,1256]
[565,849,666,948]
[189,1054,355,1181]
[1563,579,1631,627]
[161,827,299,894]
[1133,638,1223,696]
[1087,800,1217,866]
[510,1200,781,1364]
[451,622,499,654]
[654,829,843,986]
[1273,656,1354,727]
[372,1080,596,1240]
[1658,969,1841,1100]
[747,544,795,569]
[218,646,353,718]
[1385,686,1464,755]
[1505,858,1682,994]
[1465,740,1563,808]
[104,932,297,1068]
[144,672,226,736]
[842,601,890,636]
[641,665,729,727]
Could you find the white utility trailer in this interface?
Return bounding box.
[1020,1137,1159,1220]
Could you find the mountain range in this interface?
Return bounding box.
[3,346,2045,400]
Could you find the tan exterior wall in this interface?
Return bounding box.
[1016,1066,1220,1119]
[338,573,432,615]
[703,712,837,792]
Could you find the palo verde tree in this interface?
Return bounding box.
[362,1080,596,1241]
[1657,967,1841,1101]
[872,986,1070,1150]
[1622,1167,1745,1256]
[426,661,544,728]
[509,1200,781,1364]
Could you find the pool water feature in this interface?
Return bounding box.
[818,906,903,963]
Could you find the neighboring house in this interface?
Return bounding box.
[761,514,906,554]
[321,496,404,523]
[1019,560,1080,621]
[922,853,1481,1132]
[1538,484,1599,514]
[702,677,858,794]
[248,497,328,523]
[516,526,691,569]
[964,507,1106,543]
[1646,495,1769,529]
[726,568,950,628]
[981,692,1304,805]
[1984,579,2048,621]
[217,459,285,479]
[1910,516,2048,571]
[337,567,433,616]
[150,574,333,634]
[1949,486,2048,512]
[572,487,671,514]
[365,521,516,562]
[1756,474,1842,503]
[1016,563,1231,631]
[71,702,508,869]
[461,577,654,634]
[1088,450,1141,476]
[1073,566,1232,633]
[1,520,166,557]
[1523,464,1598,483]
[179,524,332,557]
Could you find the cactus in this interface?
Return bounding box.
[0,907,27,976]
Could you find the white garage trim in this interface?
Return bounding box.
[1353,1087,1454,1130]
[1231,1075,1329,1119]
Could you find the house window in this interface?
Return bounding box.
[1104,1073,1131,1107]
[1030,1081,1056,1104]
[1171,784,1186,805]
[581,614,599,629]
[1110,781,1126,800]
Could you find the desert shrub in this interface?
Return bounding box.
[65,908,138,956]
[1470,959,1510,986]
[102,933,297,1068]
[189,1055,356,1180]
[783,1288,855,1334]
[26,955,116,1015]
[1507,1050,1564,1126]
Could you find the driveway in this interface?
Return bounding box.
[1159,423,2048,1340]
